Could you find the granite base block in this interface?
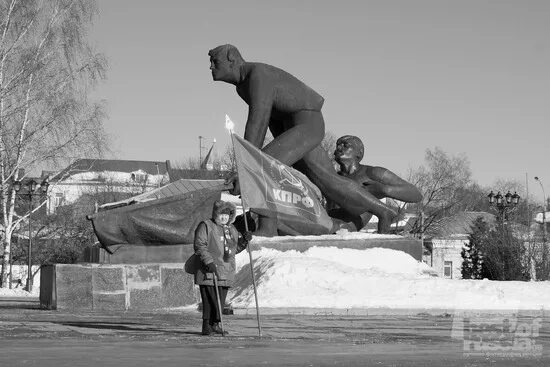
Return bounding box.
[126,264,161,286]
[92,266,125,292]
[55,264,93,310]
[93,292,127,311]
[161,267,196,307]
[41,263,196,311]
[129,287,164,311]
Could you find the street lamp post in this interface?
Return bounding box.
[199,135,204,163]
[198,135,216,169]
[487,190,520,225]
[13,179,49,292]
[534,176,547,244]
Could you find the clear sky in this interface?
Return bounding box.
[89,0,550,201]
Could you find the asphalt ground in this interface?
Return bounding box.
[1,297,549,366]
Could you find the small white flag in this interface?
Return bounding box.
[225,114,235,132]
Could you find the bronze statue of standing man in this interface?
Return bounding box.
[208,44,402,235]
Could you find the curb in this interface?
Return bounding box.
[0,296,39,302]
[233,307,547,316]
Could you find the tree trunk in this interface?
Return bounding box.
[0,233,12,287]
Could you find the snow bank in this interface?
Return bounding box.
[230,247,550,310]
[252,229,402,242]
[0,265,40,298]
[0,287,38,297]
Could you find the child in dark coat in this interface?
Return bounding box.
[194,200,252,335]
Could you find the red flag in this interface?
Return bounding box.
[232,134,333,234]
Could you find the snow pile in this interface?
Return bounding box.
[0,287,38,297]
[252,229,402,242]
[0,265,40,298]
[230,247,550,310]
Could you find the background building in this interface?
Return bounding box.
[45,159,169,214]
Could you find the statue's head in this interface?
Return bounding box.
[208,44,245,84]
[334,135,364,163]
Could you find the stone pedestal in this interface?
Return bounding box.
[85,244,195,264]
[40,263,198,311]
[251,236,423,261]
[44,235,421,312]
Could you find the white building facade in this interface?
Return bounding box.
[428,236,468,279]
[46,159,169,214]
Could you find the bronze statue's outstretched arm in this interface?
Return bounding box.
[372,167,422,203]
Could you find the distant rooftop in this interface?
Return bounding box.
[98,179,229,211]
[425,211,496,239]
[168,168,228,181]
[52,159,169,180]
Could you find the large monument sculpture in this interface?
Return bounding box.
[329,135,422,231]
[85,46,425,256]
[209,44,420,235]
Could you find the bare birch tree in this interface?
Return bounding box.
[0,0,108,287]
[407,147,472,235]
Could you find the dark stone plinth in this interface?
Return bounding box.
[98,244,195,264]
[55,264,93,310]
[250,236,423,261]
[40,265,56,309]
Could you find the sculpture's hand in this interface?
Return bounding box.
[225,172,241,195]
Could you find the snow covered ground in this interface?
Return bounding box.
[230,246,550,310]
[0,265,40,298]
[2,244,549,311]
[0,287,38,297]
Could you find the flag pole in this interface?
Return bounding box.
[226,115,262,338]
